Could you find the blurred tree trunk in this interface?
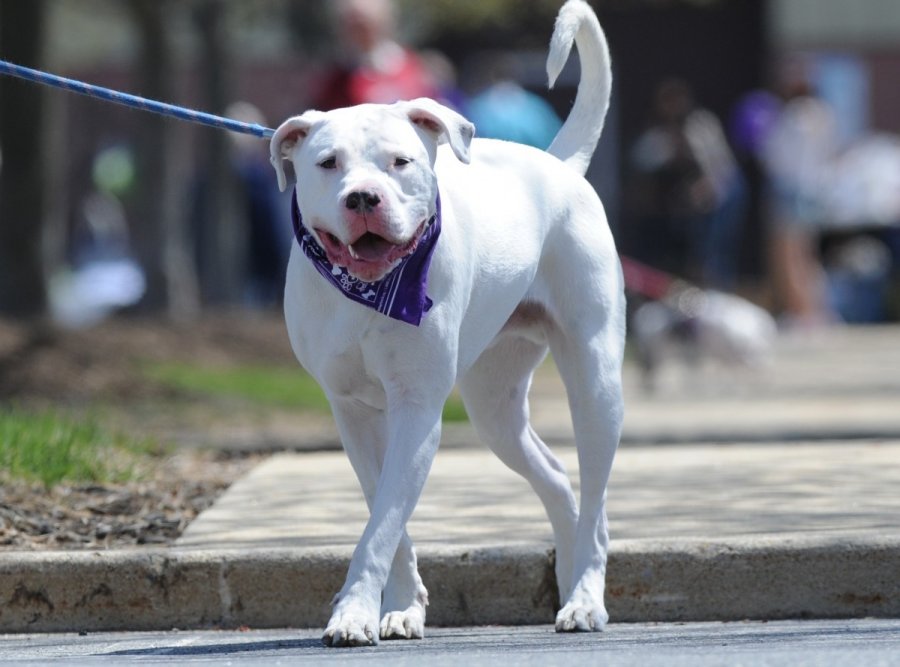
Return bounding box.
[193,0,244,306]
[130,0,199,319]
[0,0,48,318]
[130,0,193,314]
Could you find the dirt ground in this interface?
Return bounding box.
[0,310,297,403]
[0,311,299,550]
[0,451,261,550]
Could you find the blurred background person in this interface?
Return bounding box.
[820,133,900,323]
[50,145,146,327]
[418,49,468,114]
[628,79,746,289]
[313,0,438,110]
[760,61,840,328]
[225,102,291,308]
[465,53,562,150]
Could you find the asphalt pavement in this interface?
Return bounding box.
[1,325,899,634]
[3,619,900,665]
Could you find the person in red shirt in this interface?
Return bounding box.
[315,0,439,111]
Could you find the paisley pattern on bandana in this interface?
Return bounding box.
[291,188,441,326]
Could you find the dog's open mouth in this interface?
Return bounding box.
[315,221,426,281]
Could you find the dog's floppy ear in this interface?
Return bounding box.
[269,112,323,192]
[403,98,475,164]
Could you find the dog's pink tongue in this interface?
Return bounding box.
[351,233,395,262]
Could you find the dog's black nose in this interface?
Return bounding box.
[345,191,381,212]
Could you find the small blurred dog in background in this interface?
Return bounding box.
[631,287,777,392]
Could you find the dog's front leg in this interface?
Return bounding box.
[329,398,429,642]
[323,395,445,648]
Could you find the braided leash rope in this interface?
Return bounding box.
[0,59,275,139]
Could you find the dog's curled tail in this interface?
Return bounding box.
[546,0,612,176]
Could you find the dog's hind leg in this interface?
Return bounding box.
[458,336,580,605]
[546,280,625,632]
[329,399,428,641]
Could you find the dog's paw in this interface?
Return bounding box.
[380,608,425,640]
[555,602,609,633]
[322,609,380,647]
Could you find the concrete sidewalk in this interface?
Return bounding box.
[167,441,900,628]
[179,442,900,550]
[1,325,899,633]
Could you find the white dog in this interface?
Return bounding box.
[270,0,623,647]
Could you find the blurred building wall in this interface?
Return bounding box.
[771,0,900,47]
[770,0,900,134]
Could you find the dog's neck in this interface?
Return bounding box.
[290,189,441,326]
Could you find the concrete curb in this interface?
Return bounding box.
[2,534,898,633]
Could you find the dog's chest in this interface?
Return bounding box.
[284,269,388,408]
[297,330,385,408]
[296,323,387,408]
[318,350,386,408]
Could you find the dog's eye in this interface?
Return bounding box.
[393,157,412,168]
[318,157,337,170]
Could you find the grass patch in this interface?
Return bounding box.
[441,396,469,422]
[145,363,332,412]
[0,409,161,487]
[144,362,468,422]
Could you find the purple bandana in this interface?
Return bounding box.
[291,188,441,326]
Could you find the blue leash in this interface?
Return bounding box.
[0,59,276,139]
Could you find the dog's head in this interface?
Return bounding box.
[270,98,474,282]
